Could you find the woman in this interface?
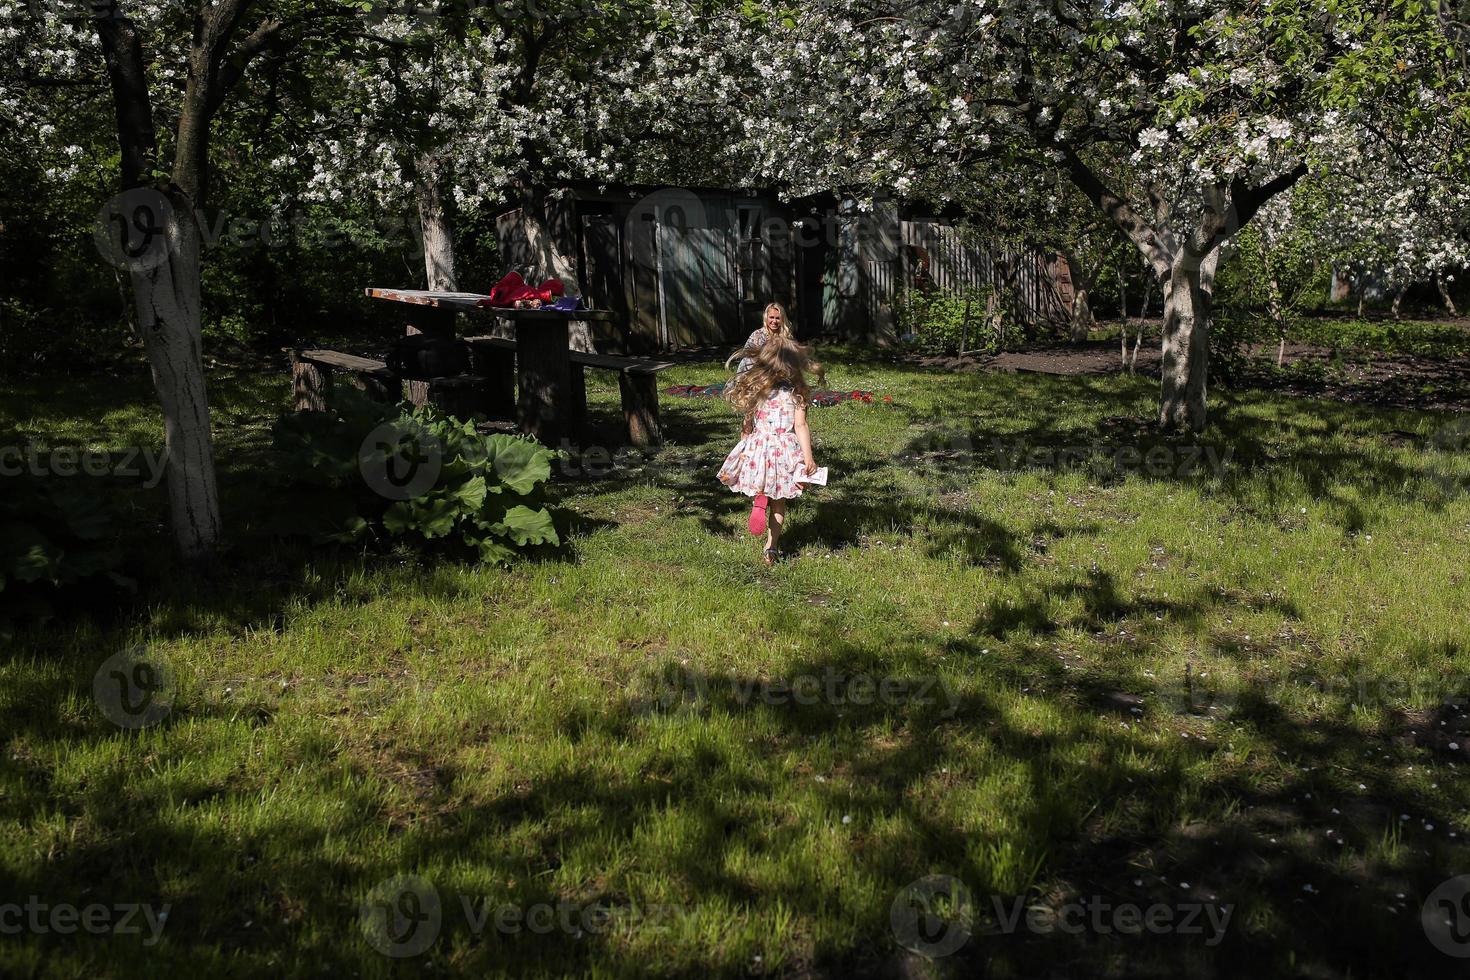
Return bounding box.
[734,303,794,376]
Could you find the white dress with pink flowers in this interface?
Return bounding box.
[718,385,807,499]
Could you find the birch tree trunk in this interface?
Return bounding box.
[416,154,458,292]
[89,0,230,560]
[518,187,593,351]
[131,203,222,557]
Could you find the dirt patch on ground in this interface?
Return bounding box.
[905,336,1470,412]
[1233,341,1470,412]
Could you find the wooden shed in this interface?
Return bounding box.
[496,182,1075,353]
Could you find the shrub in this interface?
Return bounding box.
[270,391,560,563]
[0,477,134,640]
[895,286,1003,355]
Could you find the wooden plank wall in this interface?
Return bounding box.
[896,219,1071,329]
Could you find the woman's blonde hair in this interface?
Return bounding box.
[762,303,793,339]
[724,335,825,416]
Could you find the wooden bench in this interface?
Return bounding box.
[465,336,675,446]
[288,348,497,418]
[288,348,397,411]
[568,349,676,447]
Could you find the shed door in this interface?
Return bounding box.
[660,218,731,348]
[580,213,628,351]
[627,214,663,354]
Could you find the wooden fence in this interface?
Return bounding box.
[894,219,1073,331]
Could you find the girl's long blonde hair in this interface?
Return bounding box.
[724,335,825,416]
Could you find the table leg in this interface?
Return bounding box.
[517,318,571,444]
[404,307,456,408]
[568,362,588,438]
[467,341,517,419]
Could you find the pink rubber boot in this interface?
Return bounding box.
[748,495,769,536]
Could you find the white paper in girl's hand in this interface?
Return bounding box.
[797,467,829,487]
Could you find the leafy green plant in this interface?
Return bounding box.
[270,390,561,563]
[895,285,1003,355]
[1288,318,1470,358]
[0,477,134,640]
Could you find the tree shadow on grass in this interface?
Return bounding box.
[3,567,1466,977]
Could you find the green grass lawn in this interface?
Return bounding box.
[3,351,1470,978]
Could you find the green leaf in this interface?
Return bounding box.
[455,475,488,511]
[490,505,559,547]
[467,536,517,565]
[484,436,554,495]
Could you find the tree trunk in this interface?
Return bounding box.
[415,154,458,292]
[1118,263,1128,321]
[1437,274,1459,316]
[130,198,223,559]
[1391,285,1406,320]
[523,187,592,350]
[90,0,227,560]
[1158,248,1217,432]
[1059,248,1094,342]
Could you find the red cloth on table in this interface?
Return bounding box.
[479,272,566,308]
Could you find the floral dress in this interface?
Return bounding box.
[718,385,808,499]
[735,327,769,376]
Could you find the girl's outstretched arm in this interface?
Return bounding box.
[794,401,817,475]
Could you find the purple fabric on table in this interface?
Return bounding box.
[547,296,586,312]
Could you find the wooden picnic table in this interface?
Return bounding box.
[366,287,617,444]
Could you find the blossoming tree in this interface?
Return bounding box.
[4,0,368,558]
[761,0,1466,429]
